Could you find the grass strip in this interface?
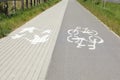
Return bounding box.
[0,0,60,38]
[77,0,120,36]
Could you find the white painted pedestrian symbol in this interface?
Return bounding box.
[11,27,51,44]
[19,27,37,33]
[11,34,25,39]
[67,27,104,50]
[42,30,51,34]
[25,34,50,44]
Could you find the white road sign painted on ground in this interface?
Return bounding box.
[67,27,104,50]
[11,27,51,44]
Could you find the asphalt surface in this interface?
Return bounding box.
[45,0,120,80]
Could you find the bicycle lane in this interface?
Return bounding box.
[45,0,120,80]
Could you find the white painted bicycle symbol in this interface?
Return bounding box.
[67,27,104,50]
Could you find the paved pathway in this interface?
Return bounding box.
[0,0,120,80]
[0,0,68,80]
[45,0,120,80]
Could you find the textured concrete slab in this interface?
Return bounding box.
[45,0,120,80]
[0,0,68,80]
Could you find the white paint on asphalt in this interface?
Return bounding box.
[11,27,51,44]
[67,26,104,50]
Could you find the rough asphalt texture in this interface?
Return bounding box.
[45,0,120,80]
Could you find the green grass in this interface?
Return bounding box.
[0,0,60,38]
[77,0,120,36]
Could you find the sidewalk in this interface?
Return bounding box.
[0,0,68,80]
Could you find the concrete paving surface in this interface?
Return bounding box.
[0,0,68,80]
[0,0,120,80]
